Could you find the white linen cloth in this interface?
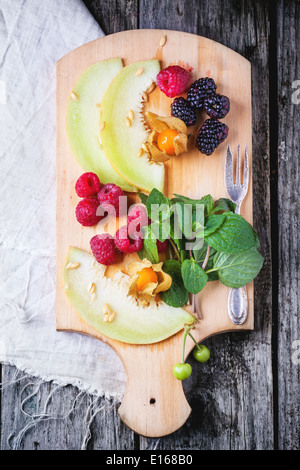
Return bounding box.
[0,0,127,399]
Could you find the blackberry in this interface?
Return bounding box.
[203,94,230,119]
[187,77,217,109]
[171,97,197,127]
[196,119,229,155]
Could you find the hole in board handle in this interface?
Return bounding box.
[149,398,156,405]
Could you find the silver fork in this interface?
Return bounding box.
[224,144,249,325]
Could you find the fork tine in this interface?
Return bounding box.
[243,145,249,189]
[225,144,233,187]
[236,144,241,185]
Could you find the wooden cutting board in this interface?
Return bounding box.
[56,29,253,437]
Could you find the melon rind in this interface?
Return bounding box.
[66,59,136,192]
[100,60,165,193]
[63,247,195,344]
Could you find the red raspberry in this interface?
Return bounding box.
[97,183,124,217]
[127,205,150,236]
[156,239,169,253]
[114,225,143,254]
[156,65,191,98]
[75,197,102,226]
[90,234,116,266]
[75,172,101,197]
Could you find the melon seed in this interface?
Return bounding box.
[88,282,96,295]
[103,303,116,323]
[146,83,156,94]
[135,67,144,76]
[99,121,106,131]
[71,92,78,101]
[142,143,150,154]
[159,35,167,47]
[66,262,80,270]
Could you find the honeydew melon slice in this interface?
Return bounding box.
[100,60,165,193]
[66,58,136,192]
[63,247,195,344]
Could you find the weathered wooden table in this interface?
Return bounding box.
[1,0,299,450]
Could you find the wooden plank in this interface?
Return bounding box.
[277,0,300,450]
[139,0,273,450]
[0,366,135,450]
[83,0,138,34]
[56,29,253,438]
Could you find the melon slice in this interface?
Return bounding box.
[63,247,195,344]
[66,59,136,192]
[100,60,165,193]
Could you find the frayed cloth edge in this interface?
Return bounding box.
[0,359,124,402]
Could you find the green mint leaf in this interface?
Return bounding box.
[204,212,258,253]
[169,216,189,262]
[199,194,215,215]
[137,245,150,262]
[138,192,148,206]
[210,248,264,288]
[149,221,170,243]
[181,259,208,294]
[204,214,226,237]
[207,269,219,282]
[193,243,209,263]
[171,200,194,239]
[146,188,170,222]
[161,260,189,308]
[192,244,218,281]
[212,198,236,213]
[193,243,216,264]
[173,193,214,216]
[138,225,159,264]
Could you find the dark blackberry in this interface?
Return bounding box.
[196,119,229,155]
[203,94,230,119]
[171,97,197,127]
[187,77,217,109]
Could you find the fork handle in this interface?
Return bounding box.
[227,286,248,325]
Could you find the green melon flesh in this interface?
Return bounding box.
[66,59,136,192]
[63,247,195,344]
[100,60,165,193]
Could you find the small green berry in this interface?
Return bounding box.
[173,362,192,380]
[193,344,210,363]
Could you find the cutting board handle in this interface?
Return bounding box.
[117,335,191,438]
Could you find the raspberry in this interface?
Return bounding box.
[75,197,102,226]
[156,65,190,98]
[187,77,217,109]
[75,172,101,197]
[171,97,197,127]
[156,239,169,253]
[203,94,230,119]
[196,119,229,156]
[97,183,124,217]
[114,226,143,254]
[127,205,150,236]
[90,234,116,266]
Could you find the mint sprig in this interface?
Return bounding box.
[138,189,264,308]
